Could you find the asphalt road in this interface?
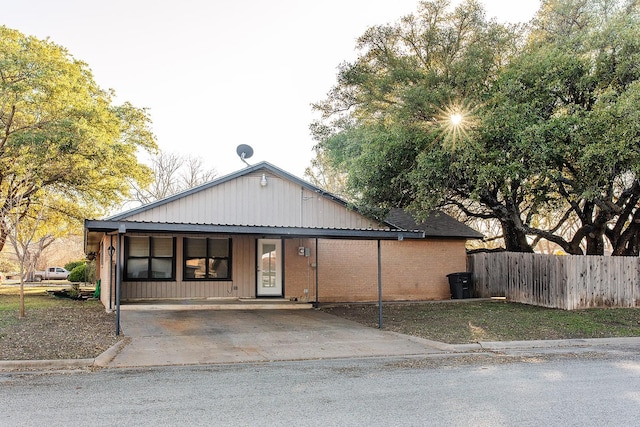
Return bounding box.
[2,353,639,426]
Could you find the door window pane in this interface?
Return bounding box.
[260,244,277,287]
[261,244,276,273]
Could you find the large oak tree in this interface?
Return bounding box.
[312,0,640,255]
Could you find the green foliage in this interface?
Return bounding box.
[0,26,157,254]
[312,0,640,255]
[68,264,86,283]
[64,260,85,273]
[68,261,95,283]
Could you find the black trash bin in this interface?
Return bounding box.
[447,272,473,299]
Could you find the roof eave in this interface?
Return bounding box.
[84,220,425,241]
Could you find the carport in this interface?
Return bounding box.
[85,219,425,335]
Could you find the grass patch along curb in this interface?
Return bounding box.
[321,300,640,344]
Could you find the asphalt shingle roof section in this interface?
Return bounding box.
[385,208,484,239]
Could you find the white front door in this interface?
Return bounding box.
[257,239,282,297]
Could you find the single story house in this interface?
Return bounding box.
[84,162,482,310]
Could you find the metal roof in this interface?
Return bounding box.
[84,219,425,252]
[85,220,424,239]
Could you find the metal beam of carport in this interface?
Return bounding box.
[84,220,425,241]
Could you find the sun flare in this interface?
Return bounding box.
[433,101,479,148]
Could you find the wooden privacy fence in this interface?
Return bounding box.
[468,252,640,310]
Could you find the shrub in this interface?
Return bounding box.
[65,260,85,272]
[69,261,96,283]
[69,264,87,282]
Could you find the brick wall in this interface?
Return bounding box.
[284,238,468,303]
[283,238,317,302]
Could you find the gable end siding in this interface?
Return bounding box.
[121,172,378,229]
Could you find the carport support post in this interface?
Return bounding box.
[115,225,125,336]
[314,238,319,308]
[378,239,383,329]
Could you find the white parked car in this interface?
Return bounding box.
[34,267,71,281]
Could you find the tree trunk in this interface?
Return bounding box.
[479,190,533,252]
[611,217,640,256]
[623,234,639,256]
[585,228,606,255]
[0,226,7,254]
[501,219,534,252]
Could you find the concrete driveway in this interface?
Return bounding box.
[107,309,448,367]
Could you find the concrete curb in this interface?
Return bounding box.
[0,339,128,372]
[93,339,129,368]
[398,332,483,352]
[0,357,94,371]
[396,333,640,353]
[477,336,640,351]
[2,336,639,372]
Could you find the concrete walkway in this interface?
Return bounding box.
[105,309,450,367]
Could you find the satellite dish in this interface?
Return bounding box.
[236,144,254,166]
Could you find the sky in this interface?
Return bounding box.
[4,0,540,179]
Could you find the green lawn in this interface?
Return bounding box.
[322,300,640,344]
